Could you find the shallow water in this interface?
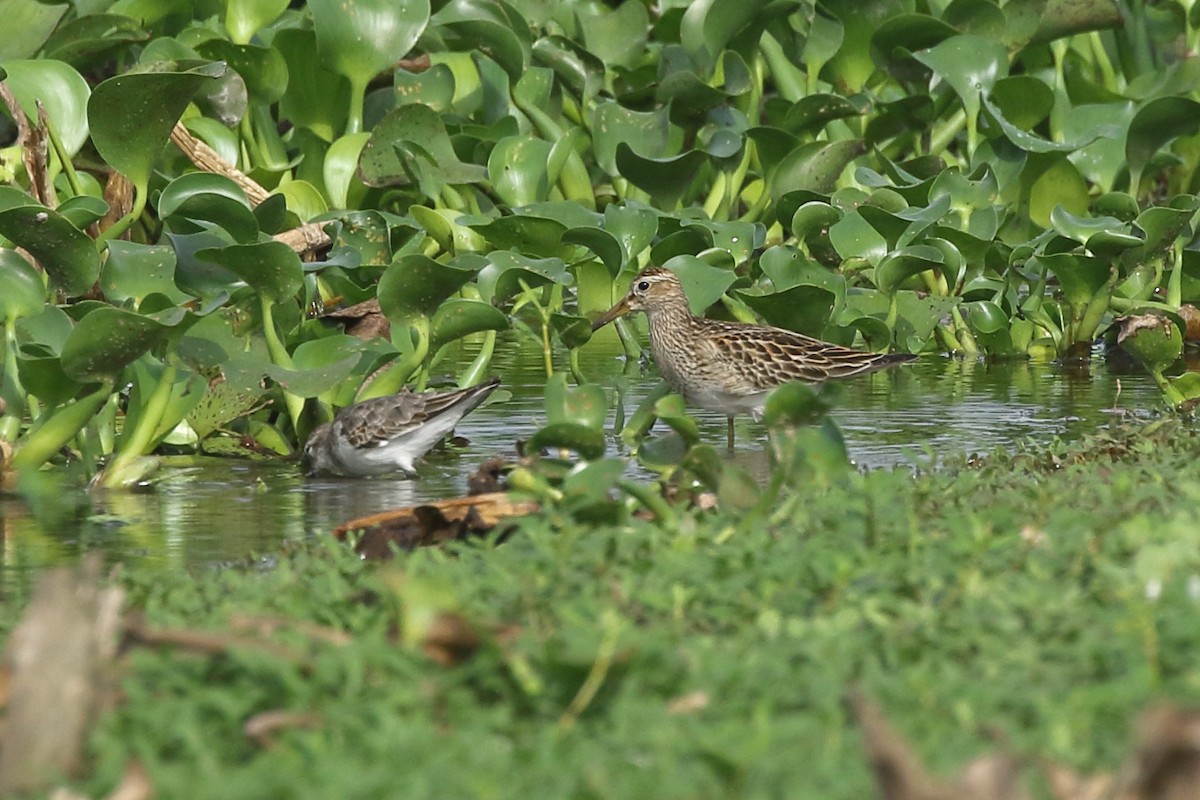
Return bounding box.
[0,333,1162,583]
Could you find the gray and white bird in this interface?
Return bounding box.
[302,378,500,477]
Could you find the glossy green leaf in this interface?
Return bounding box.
[60,307,171,382]
[772,140,866,198]
[88,62,225,191]
[875,245,945,294]
[378,254,477,324]
[736,285,836,338]
[101,241,187,306]
[660,256,736,314]
[527,422,606,460]
[590,102,671,177]
[0,205,101,296]
[1126,96,1200,191]
[579,0,648,69]
[196,241,303,303]
[477,251,570,302]
[545,373,606,429]
[913,34,1007,130]
[275,28,350,141]
[1036,253,1110,307]
[359,104,487,187]
[311,0,430,89]
[0,0,67,60]
[224,0,288,44]
[430,299,509,350]
[158,173,259,243]
[0,249,46,321]
[0,59,91,155]
[615,145,708,209]
[488,135,553,206]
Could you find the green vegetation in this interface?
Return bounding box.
[0,417,1196,798]
[3,0,1200,489]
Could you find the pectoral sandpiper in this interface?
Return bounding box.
[303,378,500,477]
[592,267,915,446]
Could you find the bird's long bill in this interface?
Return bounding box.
[592,297,631,331]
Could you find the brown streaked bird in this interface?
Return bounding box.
[303,378,500,477]
[592,267,916,447]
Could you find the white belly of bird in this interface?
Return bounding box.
[331,412,463,476]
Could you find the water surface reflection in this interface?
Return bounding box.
[0,336,1161,581]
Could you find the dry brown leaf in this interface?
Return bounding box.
[244,710,322,749]
[666,691,709,715]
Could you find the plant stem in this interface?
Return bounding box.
[12,382,112,472]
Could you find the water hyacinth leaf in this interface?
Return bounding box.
[1048,206,1128,245]
[487,135,553,206]
[590,102,671,177]
[158,173,259,242]
[328,209,393,267]
[88,62,225,190]
[822,0,900,94]
[16,305,74,354]
[275,28,350,141]
[604,203,658,265]
[746,126,799,174]
[562,226,624,276]
[544,373,606,428]
[661,255,736,314]
[1035,253,1110,307]
[311,0,430,131]
[763,381,830,427]
[430,299,509,351]
[0,59,91,155]
[637,432,688,472]
[1063,102,1133,193]
[0,1,66,60]
[549,312,593,349]
[378,254,477,323]
[477,251,570,302]
[869,13,957,84]
[680,0,767,66]
[101,241,187,305]
[781,93,863,136]
[0,250,45,321]
[875,245,945,294]
[912,34,1008,124]
[198,241,304,304]
[790,201,843,243]
[532,36,604,102]
[759,245,847,303]
[829,212,888,265]
[60,307,172,382]
[772,140,866,198]
[1126,96,1200,191]
[964,299,1008,335]
[1029,158,1089,228]
[735,285,837,337]
[16,350,80,406]
[56,196,110,231]
[264,354,361,398]
[578,0,648,69]
[615,145,708,209]
[683,219,758,264]
[196,40,287,107]
[470,216,576,259]
[653,393,700,446]
[438,2,530,80]
[527,422,605,460]
[989,75,1054,131]
[0,205,100,296]
[359,104,487,187]
[224,0,288,44]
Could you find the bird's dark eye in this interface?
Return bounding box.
[636,280,650,291]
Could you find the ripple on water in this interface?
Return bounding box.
[0,334,1164,578]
